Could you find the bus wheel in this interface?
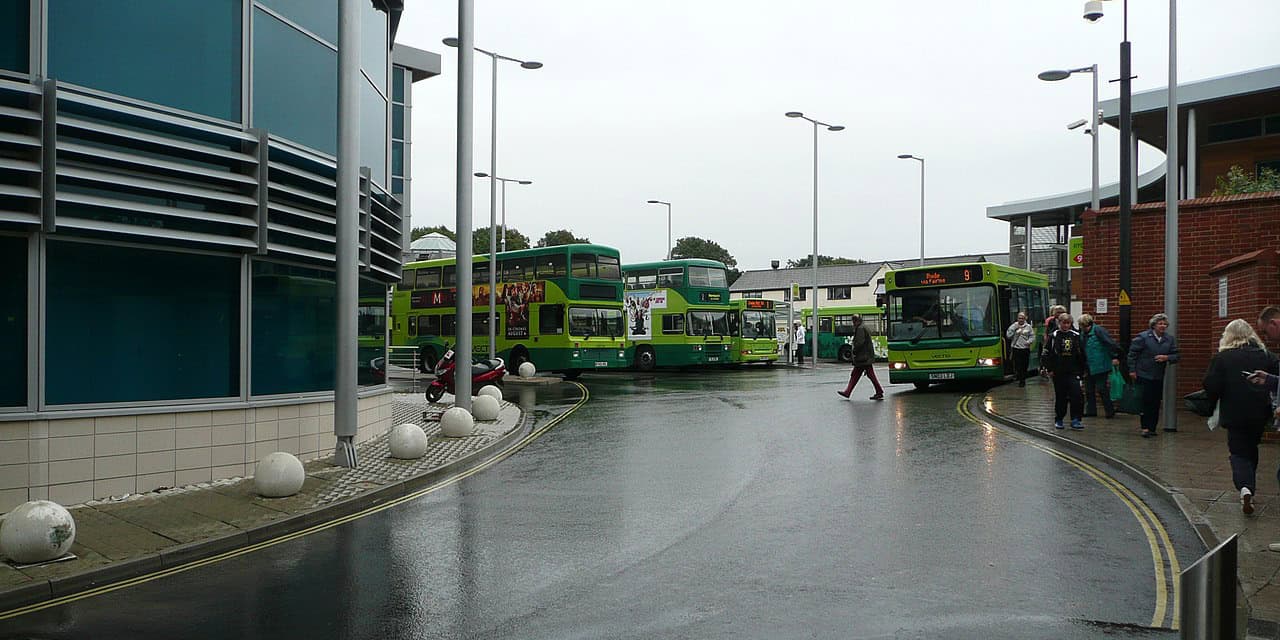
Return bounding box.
[636,347,656,372]
[837,345,853,362]
[913,382,930,391]
[419,347,438,373]
[563,369,583,380]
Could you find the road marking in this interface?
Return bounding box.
[0,383,590,621]
[956,396,1180,630]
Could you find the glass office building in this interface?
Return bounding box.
[0,1,440,510]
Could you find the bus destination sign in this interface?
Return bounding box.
[895,265,980,288]
[743,299,774,310]
[700,292,725,303]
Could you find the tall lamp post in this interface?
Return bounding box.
[476,173,533,252]
[1038,65,1100,211]
[785,111,844,368]
[646,200,672,259]
[897,155,925,266]
[443,37,541,360]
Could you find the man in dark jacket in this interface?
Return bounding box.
[1042,313,1088,429]
[837,315,885,401]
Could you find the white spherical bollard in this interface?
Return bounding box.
[440,406,475,437]
[477,385,503,400]
[0,500,76,564]
[388,423,428,459]
[518,361,537,378]
[254,452,305,498]
[472,394,501,421]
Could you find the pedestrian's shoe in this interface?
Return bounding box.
[1269,542,1280,552]
[1070,419,1084,430]
[836,390,851,399]
[1141,429,1155,438]
[1242,487,1255,515]
[869,394,884,400]
[1054,421,1065,429]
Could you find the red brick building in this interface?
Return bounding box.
[1079,192,1280,397]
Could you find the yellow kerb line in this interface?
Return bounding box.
[956,396,1179,630]
[0,383,590,621]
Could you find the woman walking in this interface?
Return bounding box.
[1204,319,1278,514]
[837,314,885,400]
[1005,311,1035,387]
[1041,312,1087,429]
[1078,314,1120,418]
[1128,313,1181,437]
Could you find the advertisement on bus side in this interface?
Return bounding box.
[625,290,667,340]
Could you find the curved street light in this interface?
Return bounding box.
[897,155,925,266]
[646,200,673,259]
[785,111,843,368]
[475,172,534,251]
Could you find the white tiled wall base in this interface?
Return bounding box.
[0,390,394,513]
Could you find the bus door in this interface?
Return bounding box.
[998,285,1015,375]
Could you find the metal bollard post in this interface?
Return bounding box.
[1181,534,1237,639]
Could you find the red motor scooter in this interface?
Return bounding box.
[425,347,506,402]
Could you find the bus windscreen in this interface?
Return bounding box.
[888,285,997,341]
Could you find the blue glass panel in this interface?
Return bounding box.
[0,0,27,73]
[251,261,335,395]
[393,104,404,140]
[391,140,403,177]
[46,242,239,404]
[253,8,337,154]
[391,177,403,195]
[360,2,387,94]
[393,66,405,103]
[257,0,336,44]
[0,235,25,406]
[360,79,387,185]
[48,0,240,121]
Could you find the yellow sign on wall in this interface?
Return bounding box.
[1068,237,1083,269]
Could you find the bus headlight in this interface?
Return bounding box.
[978,357,1002,367]
[572,351,580,358]
[891,362,908,370]
[618,351,625,358]
[693,345,703,351]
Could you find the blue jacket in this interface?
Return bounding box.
[1127,329,1180,381]
[1083,325,1121,375]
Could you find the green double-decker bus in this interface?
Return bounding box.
[390,244,629,378]
[731,299,779,365]
[622,259,734,370]
[799,305,887,362]
[885,262,1049,388]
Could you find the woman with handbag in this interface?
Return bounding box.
[1204,319,1278,514]
[1078,314,1120,418]
[1128,313,1181,437]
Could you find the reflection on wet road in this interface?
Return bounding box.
[3,366,1193,639]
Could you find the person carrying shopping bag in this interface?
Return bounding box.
[1204,319,1278,514]
[1128,313,1181,437]
[1078,314,1120,418]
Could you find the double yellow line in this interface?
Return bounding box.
[957,395,1181,630]
[0,383,590,621]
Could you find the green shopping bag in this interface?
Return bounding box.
[1108,366,1125,402]
[1116,380,1143,415]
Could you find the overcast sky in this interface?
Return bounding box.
[396,1,1280,271]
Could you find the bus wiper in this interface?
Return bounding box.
[958,322,972,342]
[909,326,928,345]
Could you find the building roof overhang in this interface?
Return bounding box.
[393,44,442,82]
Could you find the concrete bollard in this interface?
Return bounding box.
[518,361,537,378]
[0,500,76,564]
[388,423,427,459]
[477,385,503,400]
[440,406,475,437]
[254,452,305,498]
[472,394,500,421]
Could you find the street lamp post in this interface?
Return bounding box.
[443,38,541,360]
[786,112,844,368]
[646,200,672,259]
[451,2,475,410]
[897,155,925,266]
[1038,65,1100,211]
[475,174,533,252]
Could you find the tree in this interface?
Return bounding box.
[786,255,866,268]
[472,225,531,254]
[670,237,741,285]
[536,229,590,247]
[1212,165,1280,196]
[410,225,454,242]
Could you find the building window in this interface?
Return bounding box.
[253,7,337,154]
[391,67,409,196]
[258,0,336,43]
[742,291,762,299]
[1207,118,1263,144]
[251,260,335,396]
[360,78,388,185]
[828,286,851,300]
[0,235,25,406]
[1259,159,1280,177]
[1266,115,1280,136]
[46,241,239,404]
[0,0,28,74]
[49,0,241,122]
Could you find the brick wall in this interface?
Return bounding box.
[1079,191,1280,397]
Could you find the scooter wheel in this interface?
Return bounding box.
[425,385,445,403]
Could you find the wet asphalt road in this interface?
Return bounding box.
[2,365,1197,639]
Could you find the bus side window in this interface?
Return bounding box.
[401,269,416,289]
[473,313,489,335]
[539,304,564,335]
[408,315,418,336]
[443,266,457,288]
[440,315,456,336]
[571,254,597,278]
[418,315,440,336]
[535,255,567,279]
[657,268,683,288]
[662,313,684,334]
[819,316,833,334]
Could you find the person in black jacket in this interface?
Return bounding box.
[1041,312,1088,430]
[837,315,885,401]
[1205,319,1279,515]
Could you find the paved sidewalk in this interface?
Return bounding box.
[0,393,527,614]
[981,377,1280,637]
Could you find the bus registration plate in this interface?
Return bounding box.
[594,361,609,368]
[707,356,719,362]
[929,372,955,380]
